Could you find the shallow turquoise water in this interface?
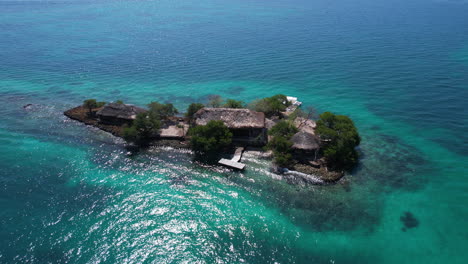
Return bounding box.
[1,0,467,263]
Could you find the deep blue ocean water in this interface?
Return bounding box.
[1,0,467,263]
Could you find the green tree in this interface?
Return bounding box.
[207,95,223,108]
[316,112,360,171]
[268,120,298,138]
[115,100,124,104]
[189,120,233,154]
[186,103,205,119]
[148,102,178,120]
[123,112,161,145]
[83,99,106,116]
[249,94,290,117]
[223,99,245,108]
[273,152,293,168]
[266,120,298,168]
[267,135,294,167]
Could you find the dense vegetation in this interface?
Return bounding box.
[121,101,178,145]
[206,95,245,109]
[189,120,233,154]
[316,112,360,171]
[249,94,291,117]
[123,112,161,145]
[268,120,298,138]
[267,136,294,167]
[223,99,245,108]
[267,120,298,167]
[83,99,106,116]
[186,103,205,120]
[148,102,178,120]
[207,95,223,108]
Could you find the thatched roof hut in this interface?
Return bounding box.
[96,103,147,121]
[194,108,265,129]
[291,131,320,151]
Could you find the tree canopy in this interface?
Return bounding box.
[268,120,298,138]
[207,95,223,108]
[223,99,245,108]
[83,99,106,115]
[189,120,232,154]
[249,94,290,117]
[266,121,297,168]
[267,135,294,168]
[122,112,161,145]
[186,103,205,119]
[148,102,178,120]
[316,112,360,171]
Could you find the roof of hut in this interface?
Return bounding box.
[265,118,278,130]
[291,131,320,150]
[96,103,147,120]
[194,108,265,129]
[294,117,316,134]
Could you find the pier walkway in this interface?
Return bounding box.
[218,147,246,170]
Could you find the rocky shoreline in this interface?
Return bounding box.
[64,106,124,137]
[64,106,190,148]
[291,163,344,183]
[250,150,344,183]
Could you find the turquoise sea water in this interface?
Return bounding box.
[1,0,467,263]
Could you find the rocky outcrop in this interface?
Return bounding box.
[64,106,124,137]
[292,163,344,182]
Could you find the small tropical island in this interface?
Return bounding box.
[64,95,360,183]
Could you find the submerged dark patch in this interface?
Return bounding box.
[224,86,245,96]
[110,89,121,95]
[355,134,429,191]
[400,211,419,231]
[227,171,384,233]
[163,94,199,105]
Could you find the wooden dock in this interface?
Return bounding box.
[218,147,246,170]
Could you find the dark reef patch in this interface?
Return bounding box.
[284,190,381,233]
[109,89,121,95]
[223,86,245,96]
[226,169,383,233]
[229,131,431,233]
[163,94,199,105]
[69,82,83,86]
[355,134,429,191]
[23,103,33,109]
[400,211,419,231]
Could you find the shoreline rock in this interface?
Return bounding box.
[291,163,344,182]
[64,105,189,147]
[64,106,124,137]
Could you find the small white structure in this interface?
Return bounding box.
[285,96,302,113]
[286,96,302,106]
[218,159,246,170]
[218,147,246,170]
